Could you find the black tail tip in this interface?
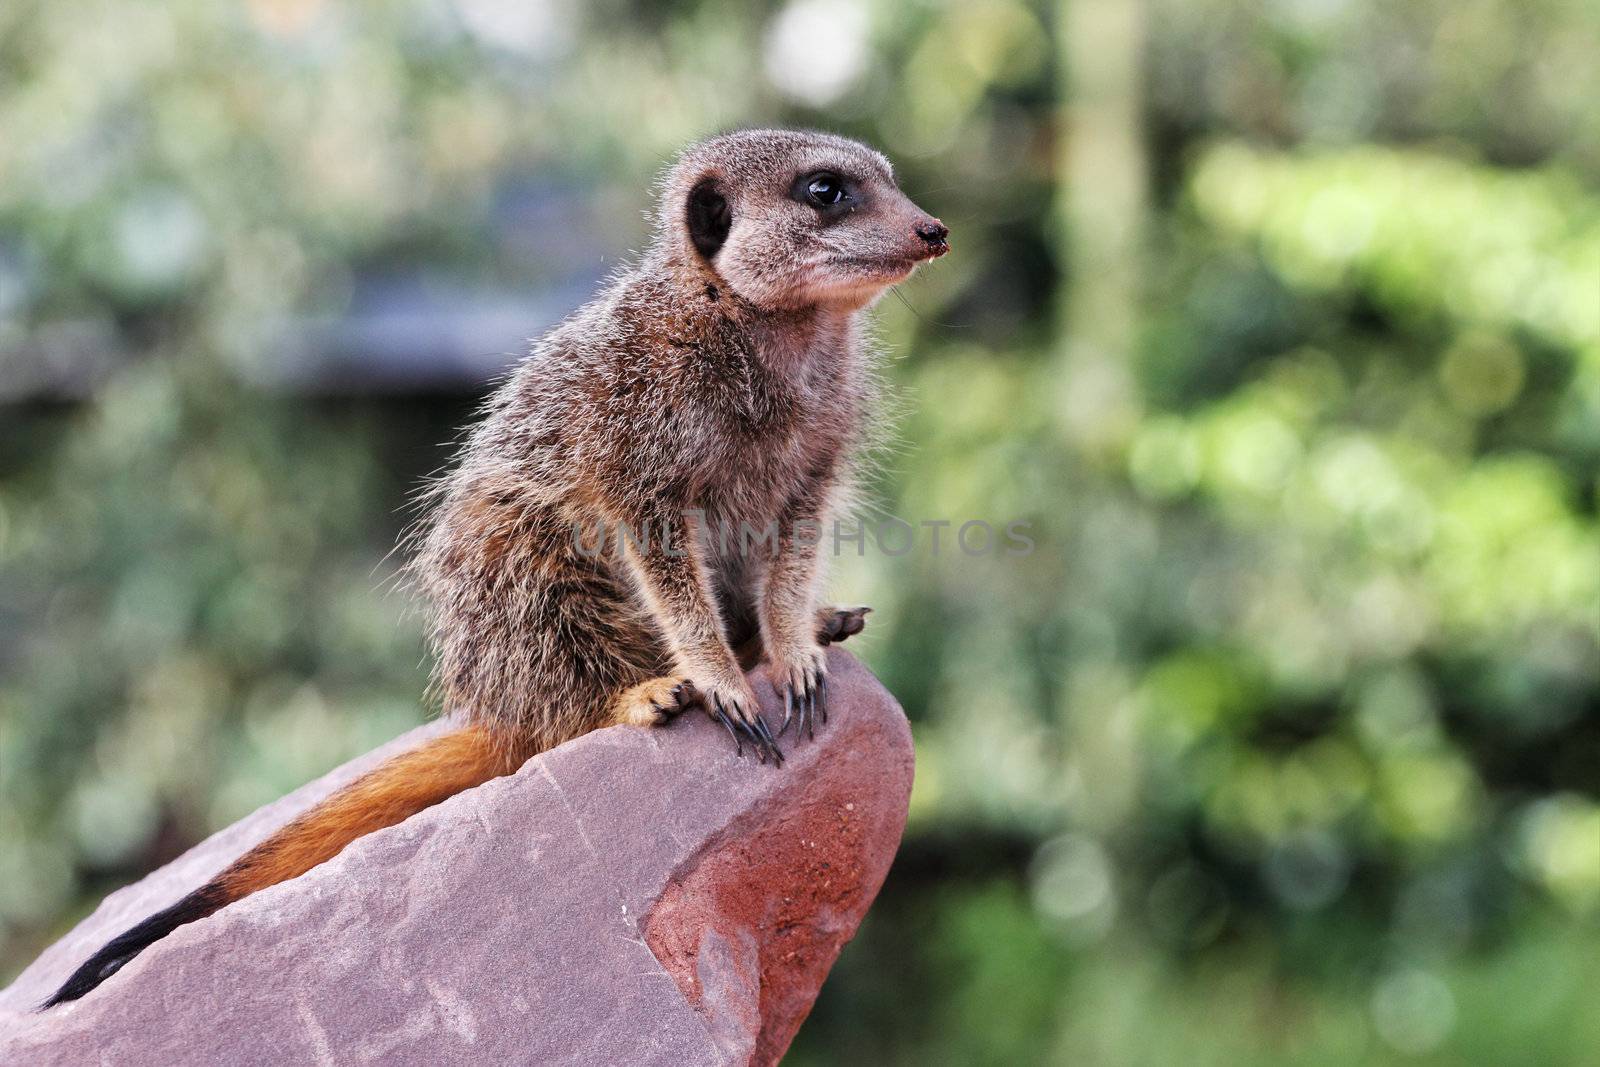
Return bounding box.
[40,952,136,1008]
[38,885,224,1010]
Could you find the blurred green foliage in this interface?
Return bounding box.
[1,0,1597,1061]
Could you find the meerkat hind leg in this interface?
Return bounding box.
[816,605,871,645]
[612,675,784,764]
[729,606,870,667]
[610,676,697,728]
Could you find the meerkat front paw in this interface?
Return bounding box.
[610,676,698,728]
[690,676,785,765]
[816,605,871,646]
[767,644,830,741]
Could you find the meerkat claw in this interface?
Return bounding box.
[776,663,829,743]
[741,724,767,765]
[800,681,816,741]
[688,685,782,763]
[755,716,787,767]
[712,694,751,762]
[713,706,743,756]
[758,723,790,764]
[711,693,783,764]
[780,688,796,737]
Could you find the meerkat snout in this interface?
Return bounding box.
[659,129,949,312]
[914,218,951,257]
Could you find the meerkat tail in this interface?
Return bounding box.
[42,724,522,1008]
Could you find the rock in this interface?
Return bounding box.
[0,649,913,1066]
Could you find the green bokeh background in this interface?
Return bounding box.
[1,1,1597,1062]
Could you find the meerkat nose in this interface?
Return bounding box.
[914,219,950,257]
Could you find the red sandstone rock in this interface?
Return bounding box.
[0,649,912,1066]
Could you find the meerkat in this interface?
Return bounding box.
[45,128,948,1007]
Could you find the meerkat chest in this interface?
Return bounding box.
[695,353,855,527]
[702,430,823,521]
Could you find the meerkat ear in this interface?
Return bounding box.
[685,178,731,260]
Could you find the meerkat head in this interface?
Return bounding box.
[659,129,949,313]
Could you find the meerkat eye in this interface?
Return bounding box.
[805,173,847,207]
